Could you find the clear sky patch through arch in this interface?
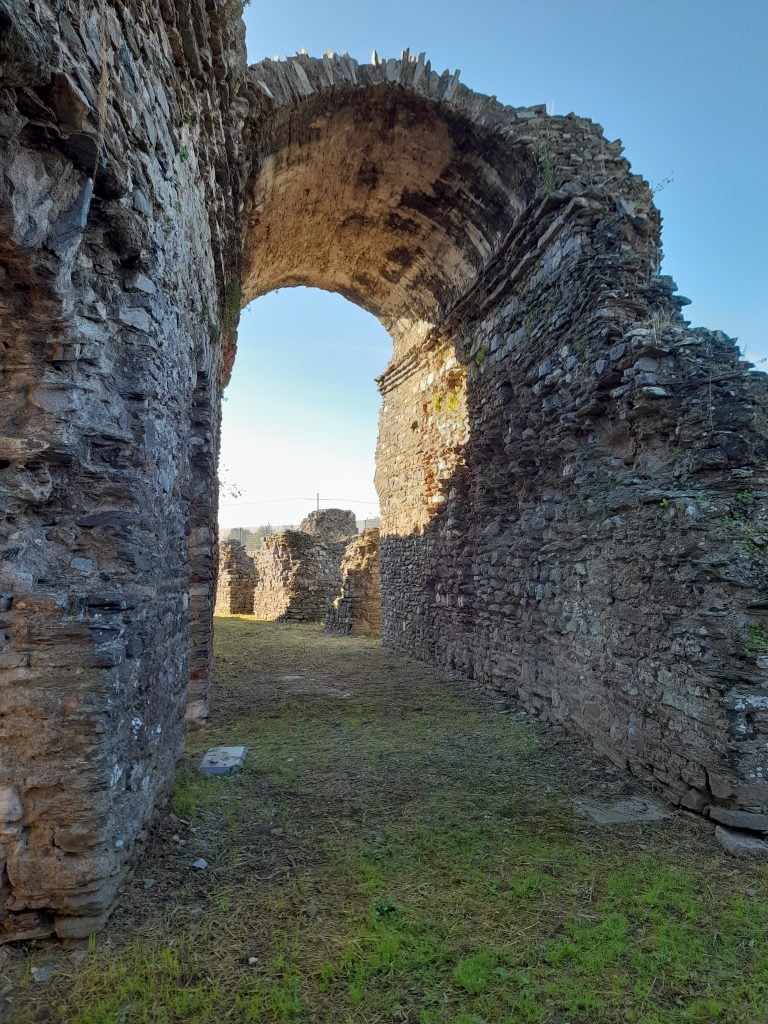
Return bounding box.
[221,0,767,527]
[219,289,390,529]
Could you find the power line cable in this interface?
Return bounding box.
[219,496,380,508]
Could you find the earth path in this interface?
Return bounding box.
[6,619,768,1023]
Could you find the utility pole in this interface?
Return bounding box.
[316,491,320,511]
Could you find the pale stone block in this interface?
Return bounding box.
[199,746,247,777]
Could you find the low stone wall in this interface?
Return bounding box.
[326,530,381,637]
[252,531,343,621]
[214,540,255,615]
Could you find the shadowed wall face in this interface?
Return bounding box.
[1,4,767,945]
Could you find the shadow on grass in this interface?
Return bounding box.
[11,620,768,1024]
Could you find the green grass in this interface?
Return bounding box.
[12,620,768,1023]
[745,620,768,655]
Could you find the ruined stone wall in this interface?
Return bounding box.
[380,208,768,819]
[0,0,244,941]
[2,20,767,944]
[326,529,381,637]
[252,531,343,622]
[214,540,255,615]
[299,508,357,544]
[247,509,356,622]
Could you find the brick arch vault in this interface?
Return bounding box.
[1,5,767,943]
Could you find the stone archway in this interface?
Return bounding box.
[1,6,766,944]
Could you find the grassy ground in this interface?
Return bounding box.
[6,618,768,1023]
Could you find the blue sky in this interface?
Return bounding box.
[219,0,767,528]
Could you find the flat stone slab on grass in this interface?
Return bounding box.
[709,806,768,832]
[715,825,768,859]
[573,795,672,826]
[199,746,247,776]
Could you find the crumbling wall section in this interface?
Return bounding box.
[299,508,357,544]
[214,540,255,615]
[252,531,343,622]
[326,529,381,637]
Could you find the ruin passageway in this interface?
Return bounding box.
[8,619,768,1022]
[4,3,768,941]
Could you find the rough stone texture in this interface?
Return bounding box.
[298,508,357,544]
[251,531,343,622]
[216,511,358,625]
[326,529,382,637]
[573,796,672,826]
[214,540,255,615]
[0,0,245,941]
[198,746,247,777]
[1,9,767,941]
[715,825,768,859]
[709,806,768,833]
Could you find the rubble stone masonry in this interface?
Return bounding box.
[251,530,343,622]
[298,508,357,544]
[214,540,255,615]
[1,0,766,941]
[326,529,382,637]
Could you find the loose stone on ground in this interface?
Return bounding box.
[199,746,248,776]
[573,795,673,826]
[714,825,768,859]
